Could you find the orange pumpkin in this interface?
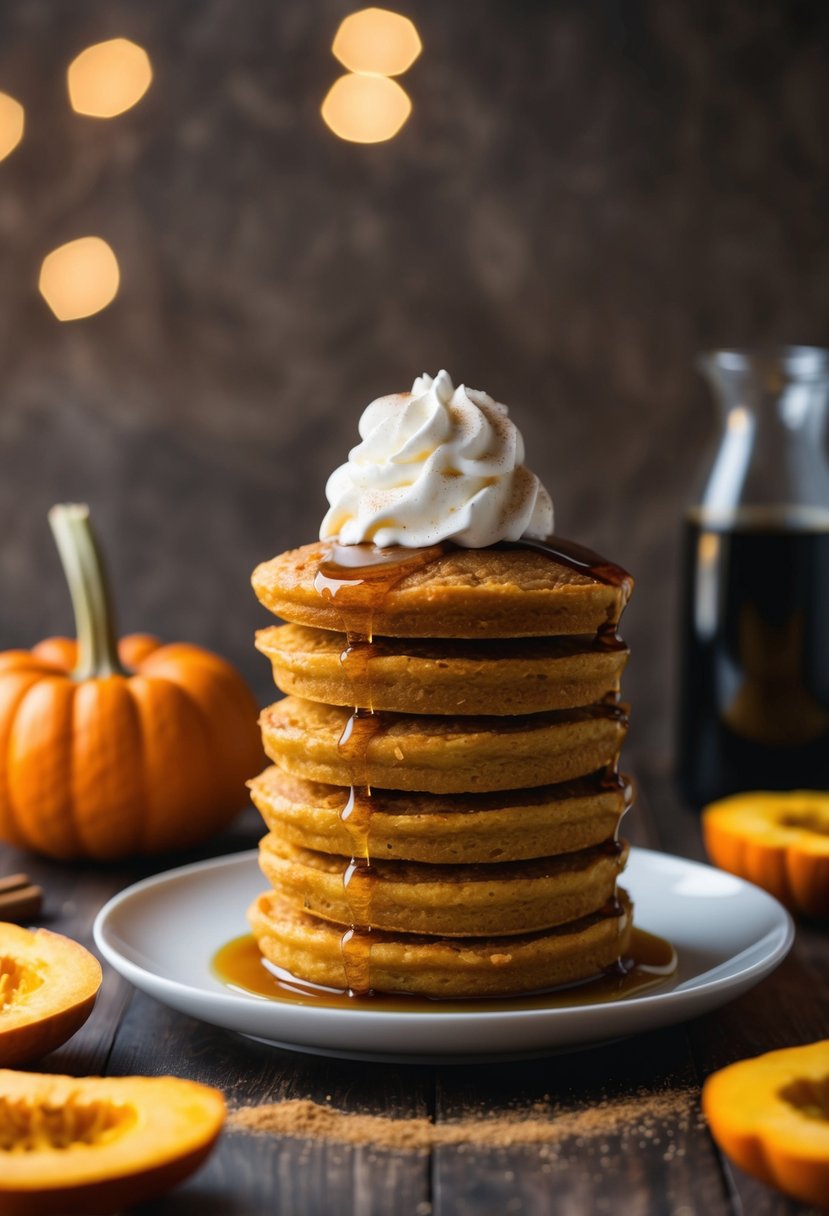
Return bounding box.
[702,791,829,918]
[702,1040,829,1208]
[0,504,263,860]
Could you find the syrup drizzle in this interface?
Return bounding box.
[314,543,445,994]
[503,535,633,640]
[335,709,382,993]
[311,536,639,998]
[504,535,633,600]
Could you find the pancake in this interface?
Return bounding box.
[252,542,630,639]
[248,889,634,997]
[259,696,628,793]
[258,834,629,937]
[256,624,629,715]
[249,766,632,863]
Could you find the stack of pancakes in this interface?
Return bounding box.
[248,540,634,998]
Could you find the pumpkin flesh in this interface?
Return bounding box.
[702,1040,829,1208]
[0,1069,225,1215]
[702,791,829,917]
[0,925,102,1067]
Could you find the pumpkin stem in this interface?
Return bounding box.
[48,503,127,680]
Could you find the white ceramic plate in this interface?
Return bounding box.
[94,847,793,1061]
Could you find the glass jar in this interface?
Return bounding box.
[677,346,829,807]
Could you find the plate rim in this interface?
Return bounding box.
[93,845,795,1024]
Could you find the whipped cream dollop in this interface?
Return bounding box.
[320,370,553,548]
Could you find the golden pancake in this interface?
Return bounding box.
[258,834,628,937]
[249,766,632,863]
[252,542,630,639]
[260,696,628,793]
[248,889,634,997]
[256,624,628,715]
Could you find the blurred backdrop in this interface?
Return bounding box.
[0,0,827,758]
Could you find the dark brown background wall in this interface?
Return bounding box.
[1,0,827,757]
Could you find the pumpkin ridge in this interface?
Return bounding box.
[62,681,84,859]
[127,679,150,856]
[30,638,77,672]
[123,672,162,855]
[117,633,161,671]
[128,673,217,853]
[0,652,62,677]
[65,679,86,859]
[0,671,47,846]
[167,676,226,830]
[11,678,83,858]
[72,677,146,860]
[143,658,258,827]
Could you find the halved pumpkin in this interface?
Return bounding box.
[0,923,102,1066]
[702,791,829,917]
[0,1070,226,1214]
[702,1040,829,1207]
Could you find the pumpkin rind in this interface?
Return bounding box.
[0,924,102,1066]
[702,791,829,917]
[72,675,147,858]
[702,1040,829,1207]
[128,668,219,854]
[0,1069,225,1215]
[8,677,79,859]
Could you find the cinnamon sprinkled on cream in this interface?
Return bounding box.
[320,369,553,548]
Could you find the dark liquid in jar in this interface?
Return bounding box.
[213,926,676,1012]
[678,508,829,807]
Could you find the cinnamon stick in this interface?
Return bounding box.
[0,874,44,922]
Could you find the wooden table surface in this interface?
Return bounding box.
[3,765,827,1216]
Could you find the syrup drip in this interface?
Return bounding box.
[314,542,446,638]
[506,535,633,599]
[504,539,634,892]
[339,637,379,708]
[314,543,445,995]
[337,707,382,993]
[614,770,635,842]
[504,535,633,639]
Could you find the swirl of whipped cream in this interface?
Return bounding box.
[320,370,553,548]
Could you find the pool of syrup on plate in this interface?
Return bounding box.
[213,926,677,1012]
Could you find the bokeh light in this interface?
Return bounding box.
[322,73,412,144]
[332,8,422,76]
[67,38,152,118]
[0,92,25,162]
[39,237,120,321]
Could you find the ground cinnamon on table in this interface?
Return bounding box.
[229,1089,698,1152]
